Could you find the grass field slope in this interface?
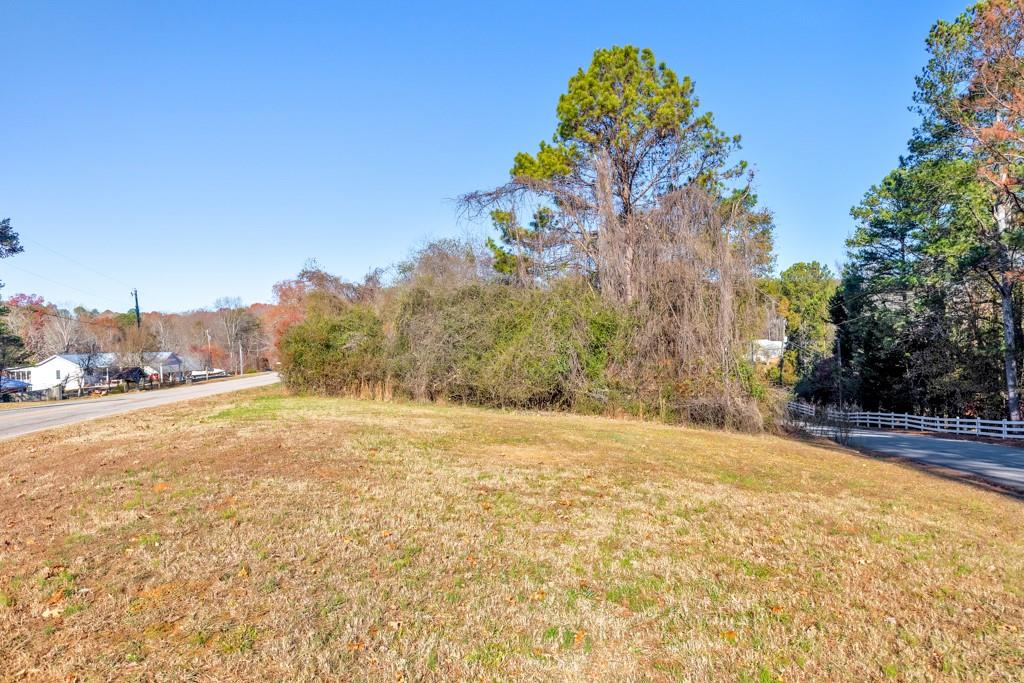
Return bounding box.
[1,387,1022,681]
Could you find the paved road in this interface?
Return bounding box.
[846,428,1024,490]
[0,373,280,440]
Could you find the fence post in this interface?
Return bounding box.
[976,416,981,436]
[1003,420,1009,438]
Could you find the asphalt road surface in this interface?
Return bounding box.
[0,373,280,440]
[846,428,1024,491]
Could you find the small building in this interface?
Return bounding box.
[141,352,185,381]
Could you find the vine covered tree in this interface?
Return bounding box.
[464,45,772,302]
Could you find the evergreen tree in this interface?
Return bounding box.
[0,217,28,377]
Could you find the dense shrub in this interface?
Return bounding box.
[278,306,386,395]
[389,281,627,408]
[277,245,781,431]
[279,281,632,410]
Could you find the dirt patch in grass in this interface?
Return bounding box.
[1,386,1022,681]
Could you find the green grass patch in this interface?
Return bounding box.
[209,396,285,422]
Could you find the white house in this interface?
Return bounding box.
[751,338,785,363]
[6,353,118,392]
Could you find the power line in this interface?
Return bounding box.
[2,263,127,308]
[21,237,135,289]
[13,306,124,330]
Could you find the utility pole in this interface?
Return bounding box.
[238,340,243,376]
[131,289,141,330]
[777,319,787,386]
[836,334,844,410]
[205,329,212,372]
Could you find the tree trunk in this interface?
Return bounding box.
[994,201,1021,421]
[1000,273,1021,420]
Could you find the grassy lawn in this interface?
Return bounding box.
[1,387,1022,681]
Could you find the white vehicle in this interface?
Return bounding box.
[190,369,228,381]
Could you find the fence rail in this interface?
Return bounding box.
[787,402,1024,440]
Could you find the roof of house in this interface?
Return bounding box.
[58,353,119,367]
[7,353,118,371]
[141,352,182,366]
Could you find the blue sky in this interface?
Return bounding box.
[1,0,966,312]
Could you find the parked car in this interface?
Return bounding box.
[0,378,30,396]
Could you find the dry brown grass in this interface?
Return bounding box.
[0,387,1022,681]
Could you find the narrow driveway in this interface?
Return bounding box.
[846,429,1024,490]
[0,373,280,440]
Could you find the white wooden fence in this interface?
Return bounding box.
[787,402,816,420]
[787,402,1024,440]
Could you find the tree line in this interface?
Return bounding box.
[795,0,1024,420]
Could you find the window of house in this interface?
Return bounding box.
[56,369,61,380]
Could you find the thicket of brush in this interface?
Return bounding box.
[279,222,779,432]
[279,46,783,431]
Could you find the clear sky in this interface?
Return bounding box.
[1,0,967,312]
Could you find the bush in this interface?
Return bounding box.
[389,281,627,409]
[276,256,773,432]
[279,306,386,395]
